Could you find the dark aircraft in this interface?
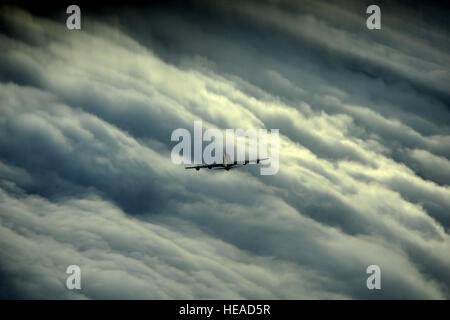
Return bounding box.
[185,154,269,171]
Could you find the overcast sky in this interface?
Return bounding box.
[0,0,449,299]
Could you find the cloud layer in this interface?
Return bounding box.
[0,1,449,299]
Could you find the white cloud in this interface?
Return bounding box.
[0,5,449,299]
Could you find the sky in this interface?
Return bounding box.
[0,0,449,299]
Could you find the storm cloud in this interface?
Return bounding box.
[0,1,449,299]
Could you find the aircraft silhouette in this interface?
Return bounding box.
[185,154,269,171]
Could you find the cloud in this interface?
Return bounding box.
[0,3,449,299]
[0,186,354,299]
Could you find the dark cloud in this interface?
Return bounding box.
[0,1,449,299]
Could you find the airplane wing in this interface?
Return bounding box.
[230,158,270,165]
[213,164,243,170]
[254,157,270,164]
[185,163,222,170]
[185,158,269,170]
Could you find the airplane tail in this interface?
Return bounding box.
[223,153,231,165]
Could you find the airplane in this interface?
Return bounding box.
[185,154,269,171]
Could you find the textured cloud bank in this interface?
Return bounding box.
[0,1,449,299]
